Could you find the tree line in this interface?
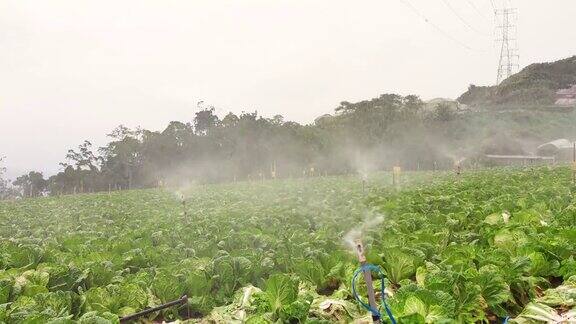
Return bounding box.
[3,94,465,198]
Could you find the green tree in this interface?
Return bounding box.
[0,156,16,199]
[100,126,143,190]
[434,103,456,122]
[194,107,220,136]
[13,171,47,198]
[63,140,99,171]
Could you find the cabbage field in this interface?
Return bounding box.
[1,168,575,323]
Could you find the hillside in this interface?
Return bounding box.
[458,55,576,107]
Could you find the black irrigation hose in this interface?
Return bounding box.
[120,295,188,323]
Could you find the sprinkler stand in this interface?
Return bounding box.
[573,142,576,185]
[355,239,381,324]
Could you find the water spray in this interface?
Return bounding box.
[178,193,188,219]
[351,239,396,324]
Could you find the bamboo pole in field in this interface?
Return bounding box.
[392,166,401,187]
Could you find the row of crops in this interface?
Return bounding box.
[0,168,575,323]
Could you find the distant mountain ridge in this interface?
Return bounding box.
[458,55,576,107]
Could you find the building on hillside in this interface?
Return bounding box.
[314,114,333,126]
[537,139,574,162]
[555,85,576,107]
[484,154,555,166]
[483,138,575,166]
[424,98,470,113]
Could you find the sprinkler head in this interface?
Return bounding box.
[355,239,366,262]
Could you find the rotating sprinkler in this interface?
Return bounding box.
[177,193,188,218]
[360,172,367,195]
[351,239,396,324]
[182,199,187,218]
[454,158,463,176]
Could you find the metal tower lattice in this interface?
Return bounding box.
[495,1,519,85]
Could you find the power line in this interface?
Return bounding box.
[465,0,490,21]
[441,0,491,37]
[488,0,497,14]
[398,0,482,52]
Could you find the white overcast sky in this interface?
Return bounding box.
[1,0,575,178]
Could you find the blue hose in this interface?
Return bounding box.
[351,264,397,324]
[352,264,509,324]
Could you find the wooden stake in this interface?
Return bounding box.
[392,166,401,187]
[182,198,187,219]
[271,160,277,179]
